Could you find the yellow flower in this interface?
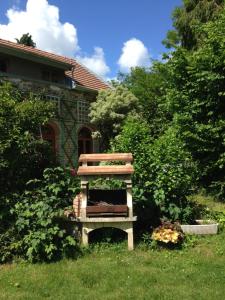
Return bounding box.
[152,227,181,244]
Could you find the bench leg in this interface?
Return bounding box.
[127,227,134,250]
[82,226,89,246]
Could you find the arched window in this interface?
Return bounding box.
[78,127,93,157]
[41,124,56,155]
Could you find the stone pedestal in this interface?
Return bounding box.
[77,153,137,250]
[80,217,137,250]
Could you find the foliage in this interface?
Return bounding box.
[0,83,56,262]
[111,116,152,190]
[0,82,55,196]
[10,167,80,263]
[148,127,198,221]
[90,1,225,226]
[89,178,125,190]
[112,117,197,223]
[120,64,172,138]
[89,85,139,150]
[165,10,225,196]
[164,0,224,49]
[0,226,22,263]
[16,33,36,47]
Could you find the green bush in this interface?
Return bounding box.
[112,117,197,224]
[9,167,81,263]
[0,83,55,196]
[149,126,198,222]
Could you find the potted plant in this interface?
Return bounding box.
[151,221,184,248]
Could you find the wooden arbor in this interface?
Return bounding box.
[77,153,137,250]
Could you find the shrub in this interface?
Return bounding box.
[112,118,197,224]
[0,82,55,196]
[10,167,81,262]
[149,126,198,222]
[0,226,22,263]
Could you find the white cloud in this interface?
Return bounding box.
[77,47,110,79]
[118,38,151,72]
[0,0,79,57]
[0,0,111,78]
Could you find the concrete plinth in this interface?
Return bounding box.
[80,217,137,250]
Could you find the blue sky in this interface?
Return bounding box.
[0,0,183,79]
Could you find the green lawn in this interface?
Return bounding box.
[0,230,224,300]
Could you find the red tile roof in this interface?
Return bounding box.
[0,38,110,91]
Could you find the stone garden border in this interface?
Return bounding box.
[181,220,218,235]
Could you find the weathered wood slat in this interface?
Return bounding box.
[86,212,128,217]
[86,205,128,216]
[79,153,133,163]
[77,165,134,176]
[87,205,128,213]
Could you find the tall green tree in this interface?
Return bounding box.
[165,8,225,197]
[16,33,36,47]
[163,0,224,49]
[120,63,172,138]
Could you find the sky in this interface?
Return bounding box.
[0,0,183,80]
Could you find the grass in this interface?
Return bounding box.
[189,192,225,213]
[0,231,225,300]
[0,193,224,300]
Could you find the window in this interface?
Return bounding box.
[78,127,93,157]
[65,76,75,88]
[77,99,89,123]
[42,94,60,102]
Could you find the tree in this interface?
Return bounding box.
[120,63,172,138]
[89,85,139,150]
[163,0,224,49]
[16,33,36,47]
[164,8,225,197]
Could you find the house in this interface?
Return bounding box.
[0,38,110,166]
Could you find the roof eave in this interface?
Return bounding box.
[73,83,98,94]
[0,45,72,70]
